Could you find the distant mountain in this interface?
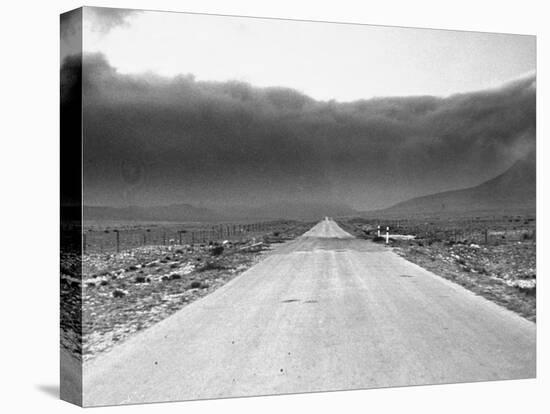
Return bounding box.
[377,153,535,216]
[84,200,357,223]
[84,204,221,222]
[83,154,536,222]
[224,201,358,221]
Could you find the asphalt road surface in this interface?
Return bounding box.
[83,218,536,406]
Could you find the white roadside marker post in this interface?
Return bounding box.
[377,225,381,238]
[386,227,389,244]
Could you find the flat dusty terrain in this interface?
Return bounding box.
[83,218,535,406]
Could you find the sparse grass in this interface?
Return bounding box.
[210,246,224,256]
[112,289,126,298]
[198,261,226,272]
[134,275,147,283]
[161,273,182,282]
[188,280,209,289]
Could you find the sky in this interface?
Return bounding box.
[80,8,535,102]
[61,7,536,211]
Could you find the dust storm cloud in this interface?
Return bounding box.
[61,53,535,210]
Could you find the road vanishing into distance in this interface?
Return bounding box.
[83,218,536,406]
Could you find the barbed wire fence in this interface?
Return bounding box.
[82,222,286,254]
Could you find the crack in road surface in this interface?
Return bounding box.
[82,217,535,406]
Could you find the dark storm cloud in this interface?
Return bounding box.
[60,9,80,39]
[73,53,535,209]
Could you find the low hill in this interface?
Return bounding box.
[222,201,358,221]
[377,153,535,216]
[84,204,221,223]
[84,200,357,223]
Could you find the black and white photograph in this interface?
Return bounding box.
[57,5,540,407]
[4,0,550,412]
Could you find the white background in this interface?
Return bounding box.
[0,0,547,413]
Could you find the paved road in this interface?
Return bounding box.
[83,218,536,406]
